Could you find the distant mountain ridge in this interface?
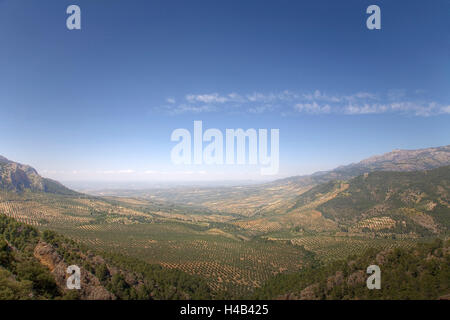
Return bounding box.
[0,156,77,195]
[274,145,450,188]
[338,144,450,172]
[1,145,450,201]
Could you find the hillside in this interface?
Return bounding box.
[0,214,211,300]
[0,156,77,195]
[290,165,450,236]
[253,238,450,300]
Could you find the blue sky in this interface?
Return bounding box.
[0,0,449,183]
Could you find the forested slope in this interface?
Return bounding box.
[0,215,211,300]
[253,238,450,300]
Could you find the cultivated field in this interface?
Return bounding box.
[0,190,426,295]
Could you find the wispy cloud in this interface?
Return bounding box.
[387,89,406,101]
[186,93,228,103]
[342,101,449,116]
[156,89,449,117]
[441,105,450,114]
[167,104,217,115]
[295,102,331,114]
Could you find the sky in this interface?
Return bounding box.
[0,0,449,184]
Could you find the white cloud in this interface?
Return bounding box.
[350,92,377,100]
[168,104,217,115]
[157,89,449,117]
[344,103,387,115]
[186,93,228,103]
[295,102,331,114]
[303,90,343,103]
[387,89,406,101]
[248,104,278,114]
[441,105,450,114]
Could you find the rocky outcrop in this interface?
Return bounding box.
[0,155,77,195]
[33,241,115,300]
[300,283,320,300]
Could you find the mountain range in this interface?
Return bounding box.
[0,156,77,195]
[1,145,449,198]
[274,145,450,187]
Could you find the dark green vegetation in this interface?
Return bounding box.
[0,215,211,299]
[253,239,450,300]
[0,218,59,299]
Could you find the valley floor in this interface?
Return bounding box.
[0,191,431,296]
